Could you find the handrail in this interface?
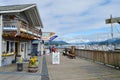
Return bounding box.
[3,20,41,36]
[76,49,120,69]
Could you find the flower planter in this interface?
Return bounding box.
[28,66,38,72]
[28,56,38,73]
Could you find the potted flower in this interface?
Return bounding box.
[28,56,38,72]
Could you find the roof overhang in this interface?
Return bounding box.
[0,4,43,28]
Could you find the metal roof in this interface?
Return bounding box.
[0,4,43,28]
[0,4,33,11]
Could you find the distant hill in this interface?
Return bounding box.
[68,42,86,45]
[87,38,120,45]
[44,38,120,45]
[45,40,68,45]
[68,38,120,45]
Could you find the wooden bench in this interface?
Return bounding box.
[63,52,68,56]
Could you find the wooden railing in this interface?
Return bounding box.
[75,49,120,68]
[3,20,41,36]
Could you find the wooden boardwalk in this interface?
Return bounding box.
[46,53,120,80]
[0,53,120,80]
[0,56,43,80]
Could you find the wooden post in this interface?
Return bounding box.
[0,15,3,66]
[71,46,75,54]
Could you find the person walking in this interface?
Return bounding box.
[52,46,56,52]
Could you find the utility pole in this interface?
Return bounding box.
[106,15,120,38]
[106,15,120,50]
[110,15,113,39]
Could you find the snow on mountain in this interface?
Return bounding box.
[66,39,90,43]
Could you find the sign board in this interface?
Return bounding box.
[106,17,120,24]
[42,32,55,40]
[49,35,58,41]
[52,52,60,64]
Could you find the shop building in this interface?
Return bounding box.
[0,4,43,66]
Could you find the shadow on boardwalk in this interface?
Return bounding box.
[0,61,41,73]
[0,56,42,80]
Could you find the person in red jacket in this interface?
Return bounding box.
[52,46,56,52]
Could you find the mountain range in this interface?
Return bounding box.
[45,40,68,45]
[72,38,120,45]
[44,38,120,45]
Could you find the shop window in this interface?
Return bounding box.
[6,41,9,53]
[10,42,14,52]
[6,41,15,53]
[21,44,24,52]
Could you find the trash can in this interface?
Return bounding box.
[17,63,23,71]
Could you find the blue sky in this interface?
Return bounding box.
[1,0,120,43]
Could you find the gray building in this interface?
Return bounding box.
[0,4,43,66]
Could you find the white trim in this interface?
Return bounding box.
[28,31,32,34]
[3,27,17,30]
[0,10,21,14]
[0,15,3,66]
[0,4,36,14]
[20,4,36,12]
[20,28,27,32]
[2,40,6,53]
[20,42,25,59]
[37,40,40,52]
[20,42,28,59]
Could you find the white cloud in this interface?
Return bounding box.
[1,0,120,43]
